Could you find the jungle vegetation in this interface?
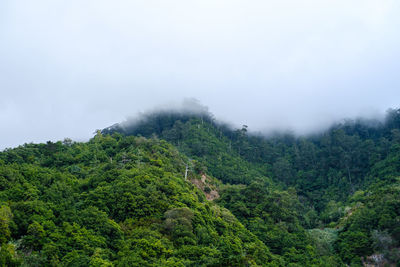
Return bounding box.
[0,107,399,266]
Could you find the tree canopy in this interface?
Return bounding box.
[0,108,399,265]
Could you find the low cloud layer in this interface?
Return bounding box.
[1,1,400,149]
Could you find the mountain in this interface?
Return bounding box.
[0,107,399,266]
[103,107,400,266]
[0,134,281,266]
[103,108,400,209]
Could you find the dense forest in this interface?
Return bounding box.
[0,107,399,266]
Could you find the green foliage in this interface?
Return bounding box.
[0,205,12,245]
[308,228,338,256]
[1,107,400,265]
[336,231,372,263]
[0,243,21,267]
[335,178,400,264]
[217,182,329,265]
[0,134,278,266]
[102,108,400,265]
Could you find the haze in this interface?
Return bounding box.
[1,0,400,150]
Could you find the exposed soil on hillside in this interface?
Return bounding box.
[190,174,219,201]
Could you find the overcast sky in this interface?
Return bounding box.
[1,0,400,149]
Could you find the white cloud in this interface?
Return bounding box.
[1,0,400,149]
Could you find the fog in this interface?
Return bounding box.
[1,0,400,149]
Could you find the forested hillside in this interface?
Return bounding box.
[0,108,399,266]
[103,107,400,266]
[0,134,282,266]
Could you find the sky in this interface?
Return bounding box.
[1,0,400,149]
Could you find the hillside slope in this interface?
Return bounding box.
[0,134,282,266]
[104,107,400,265]
[0,108,398,266]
